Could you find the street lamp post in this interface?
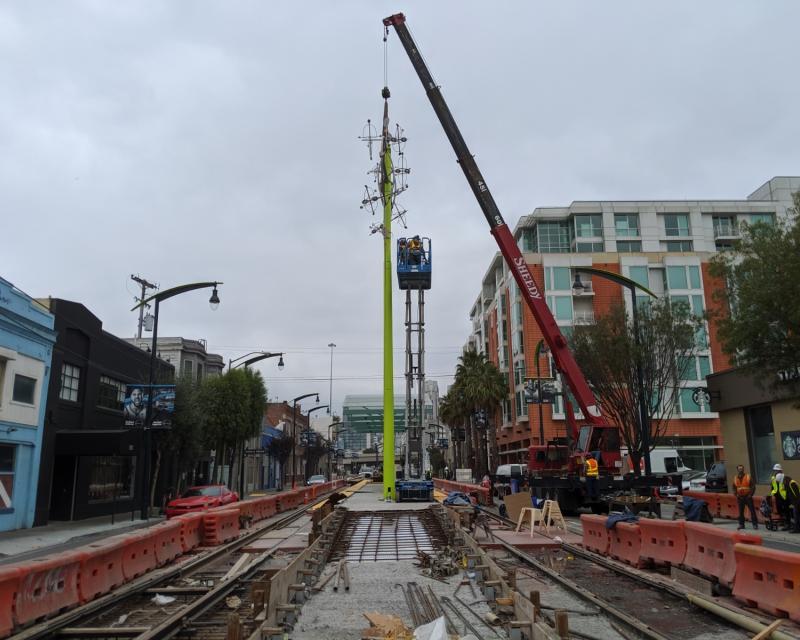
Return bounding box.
[327,343,336,415]
[131,281,222,520]
[291,392,319,488]
[229,351,285,497]
[304,404,329,481]
[229,351,285,371]
[535,339,550,446]
[572,267,656,476]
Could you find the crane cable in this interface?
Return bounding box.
[383,25,389,89]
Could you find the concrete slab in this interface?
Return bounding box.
[291,559,500,640]
[343,483,435,512]
[481,528,582,550]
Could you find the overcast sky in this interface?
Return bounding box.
[3,2,798,417]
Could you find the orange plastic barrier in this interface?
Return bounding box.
[717,493,739,520]
[119,529,158,580]
[152,520,183,566]
[683,522,761,587]
[262,495,277,519]
[0,565,22,638]
[608,522,643,568]
[202,508,240,545]
[15,551,83,627]
[733,542,800,622]
[579,514,609,555]
[683,490,719,517]
[78,537,127,603]
[175,512,204,552]
[237,499,258,525]
[638,519,686,566]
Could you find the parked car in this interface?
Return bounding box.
[165,484,239,518]
[658,469,707,497]
[704,462,728,493]
[306,475,327,486]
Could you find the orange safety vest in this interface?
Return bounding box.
[585,458,599,478]
[734,473,753,497]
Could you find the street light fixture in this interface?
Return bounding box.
[304,404,329,481]
[572,267,657,476]
[290,392,319,488]
[229,351,285,371]
[131,280,223,520]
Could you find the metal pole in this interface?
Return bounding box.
[536,341,545,446]
[630,286,652,476]
[291,401,297,489]
[328,343,336,415]
[381,91,396,501]
[142,298,159,520]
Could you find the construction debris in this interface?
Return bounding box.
[415,547,461,580]
[361,612,413,640]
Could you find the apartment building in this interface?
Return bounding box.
[467,176,799,471]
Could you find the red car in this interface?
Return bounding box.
[165,484,239,518]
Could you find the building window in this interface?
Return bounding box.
[617,240,642,252]
[0,445,14,511]
[546,296,573,321]
[576,241,604,253]
[615,214,640,237]
[746,405,777,484]
[97,376,126,411]
[59,363,81,402]
[664,240,693,252]
[666,266,688,290]
[574,214,602,239]
[86,456,136,502]
[663,213,690,237]
[536,221,572,253]
[197,363,204,381]
[545,267,572,291]
[628,266,649,290]
[12,375,37,405]
[679,355,711,381]
[519,228,537,252]
[182,360,193,377]
[749,213,774,226]
[712,215,737,238]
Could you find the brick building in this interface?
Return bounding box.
[466,176,799,472]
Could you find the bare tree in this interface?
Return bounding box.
[571,299,701,473]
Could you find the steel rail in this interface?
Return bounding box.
[13,494,334,640]
[500,541,669,640]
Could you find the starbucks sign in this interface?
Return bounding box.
[781,430,800,460]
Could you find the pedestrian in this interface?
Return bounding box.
[733,464,758,530]
[780,474,800,533]
[770,464,792,530]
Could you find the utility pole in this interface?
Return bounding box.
[131,274,158,338]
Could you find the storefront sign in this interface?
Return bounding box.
[781,430,800,460]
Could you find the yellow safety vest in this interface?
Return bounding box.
[585,458,599,478]
[733,473,753,497]
[771,476,787,500]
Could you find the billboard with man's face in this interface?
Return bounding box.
[124,384,175,427]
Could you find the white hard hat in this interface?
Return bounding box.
[773,464,783,472]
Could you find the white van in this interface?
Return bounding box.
[621,448,691,475]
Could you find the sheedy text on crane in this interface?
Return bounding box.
[513,257,542,299]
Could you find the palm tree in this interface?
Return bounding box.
[439,390,467,472]
[451,349,508,478]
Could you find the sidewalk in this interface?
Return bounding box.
[0,512,164,565]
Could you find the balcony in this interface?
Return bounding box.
[713,219,739,239]
[573,310,595,325]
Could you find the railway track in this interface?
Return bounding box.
[12,495,334,640]
[477,507,754,640]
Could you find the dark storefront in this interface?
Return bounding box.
[35,299,173,525]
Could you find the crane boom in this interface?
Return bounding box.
[383,13,602,422]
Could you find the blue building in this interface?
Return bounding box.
[0,277,56,531]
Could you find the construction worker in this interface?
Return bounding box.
[584,454,599,501]
[408,235,422,264]
[771,464,792,529]
[780,474,800,533]
[733,464,758,530]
